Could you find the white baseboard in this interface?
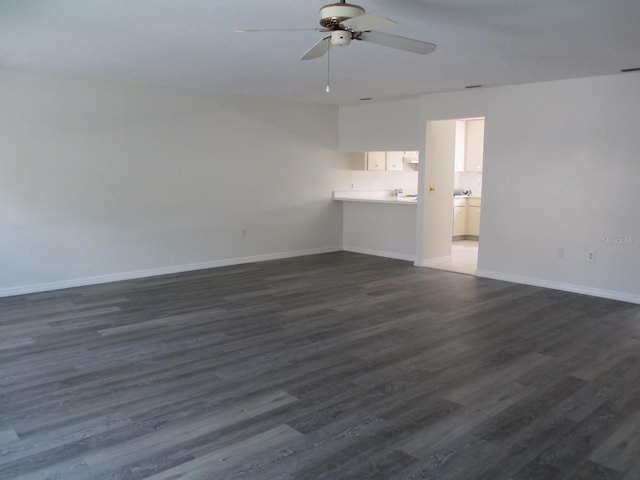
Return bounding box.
[0,246,342,298]
[8,249,636,306]
[475,269,640,305]
[342,245,415,262]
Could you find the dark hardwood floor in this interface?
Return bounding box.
[1,252,640,479]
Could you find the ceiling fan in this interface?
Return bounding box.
[237,0,437,61]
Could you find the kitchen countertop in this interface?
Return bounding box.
[333,191,418,205]
[334,191,481,204]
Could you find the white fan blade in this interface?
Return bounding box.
[340,14,397,32]
[301,36,331,60]
[357,31,436,55]
[235,28,322,33]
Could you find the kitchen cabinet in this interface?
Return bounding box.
[454,120,466,172]
[467,198,481,237]
[452,197,481,239]
[453,198,467,237]
[465,119,484,172]
[454,118,485,172]
[365,151,406,171]
[366,151,386,171]
[385,151,404,171]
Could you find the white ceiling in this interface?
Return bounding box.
[1,0,639,105]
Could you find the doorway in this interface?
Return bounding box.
[451,117,483,274]
[419,117,484,275]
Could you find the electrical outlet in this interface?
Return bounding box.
[557,247,565,258]
[586,250,596,262]
[241,228,247,238]
[349,182,355,190]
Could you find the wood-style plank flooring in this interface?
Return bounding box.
[1,252,640,479]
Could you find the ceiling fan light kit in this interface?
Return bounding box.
[331,30,352,47]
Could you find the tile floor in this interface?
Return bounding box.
[427,240,478,275]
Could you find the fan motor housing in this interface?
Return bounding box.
[319,3,365,29]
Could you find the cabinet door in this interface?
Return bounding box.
[467,206,481,236]
[366,151,386,171]
[385,151,404,171]
[464,119,484,172]
[453,205,467,236]
[454,120,466,172]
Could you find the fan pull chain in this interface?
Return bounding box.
[326,40,331,93]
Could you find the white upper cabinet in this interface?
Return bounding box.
[464,119,485,172]
[365,151,386,171]
[454,120,466,172]
[454,118,485,172]
[385,151,404,171]
[364,151,407,171]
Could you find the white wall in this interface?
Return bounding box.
[339,98,421,152]
[342,202,416,261]
[0,70,350,295]
[419,73,640,302]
